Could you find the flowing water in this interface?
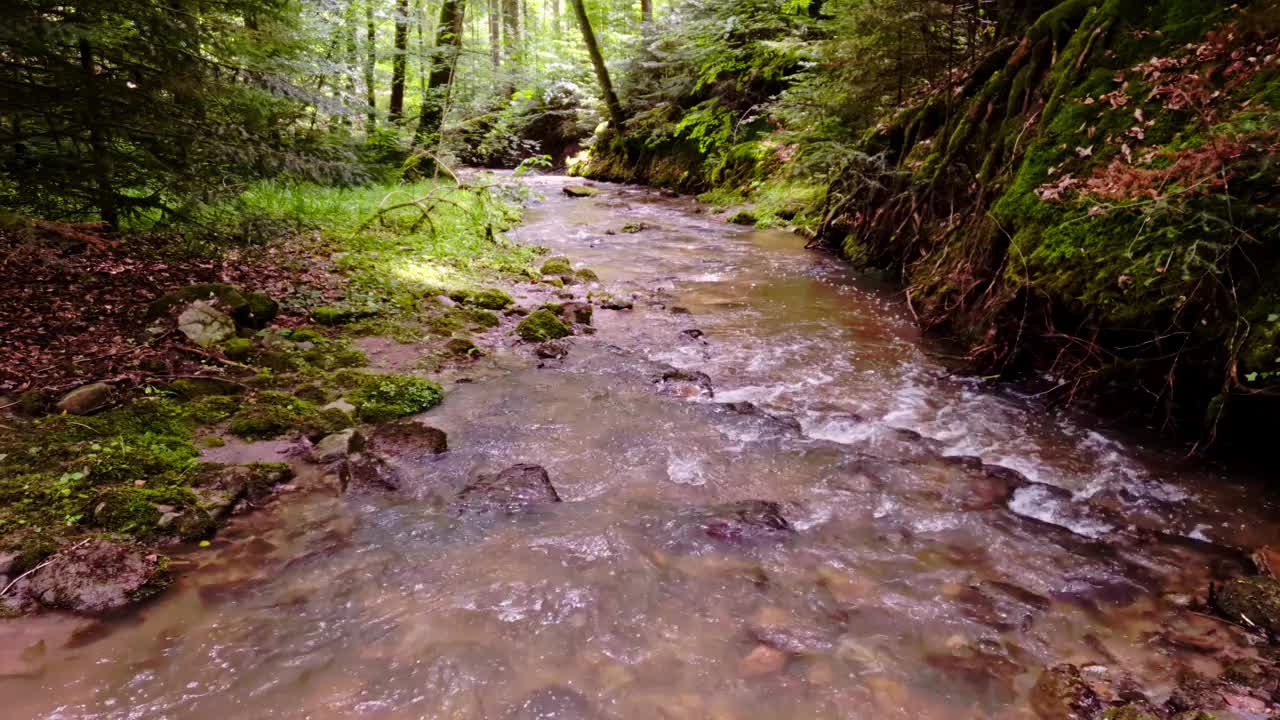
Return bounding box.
[3,176,1278,719]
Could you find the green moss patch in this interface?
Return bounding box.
[346,374,444,422]
[516,309,571,342]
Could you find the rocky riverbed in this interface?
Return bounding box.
[0,175,1277,719]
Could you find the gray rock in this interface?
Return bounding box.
[536,340,571,359]
[601,297,633,310]
[562,185,599,198]
[27,540,169,615]
[437,295,457,308]
[56,383,113,415]
[454,464,561,514]
[323,399,357,414]
[310,429,365,464]
[0,551,17,576]
[655,368,714,399]
[178,300,236,347]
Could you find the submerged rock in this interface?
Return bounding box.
[601,296,634,310]
[369,419,449,455]
[26,540,169,615]
[739,644,788,677]
[557,301,593,325]
[668,500,794,545]
[1030,664,1104,720]
[508,686,596,720]
[55,382,113,415]
[454,464,561,514]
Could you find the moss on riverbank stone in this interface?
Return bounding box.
[347,374,443,422]
[516,309,571,342]
[1216,576,1280,635]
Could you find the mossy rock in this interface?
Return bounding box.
[426,314,465,336]
[562,185,599,198]
[13,388,53,417]
[169,377,244,399]
[347,374,443,423]
[312,306,357,326]
[575,268,599,283]
[222,337,254,361]
[226,392,320,440]
[540,257,574,276]
[256,350,300,372]
[1216,576,1280,634]
[468,288,514,310]
[445,337,482,357]
[727,209,758,226]
[460,308,500,329]
[146,283,246,320]
[620,222,645,234]
[299,346,368,371]
[541,275,566,288]
[190,395,240,424]
[516,309,571,343]
[93,485,196,538]
[241,292,279,328]
[293,383,331,404]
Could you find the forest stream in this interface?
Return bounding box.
[2,175,1278,719]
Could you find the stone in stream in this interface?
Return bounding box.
[600,296,633,310]
[453,464,561,515]
[748,605,842,655]
[557,301,593,325]
[1029,664,1104,720]
[308,428,365,464]
[717,401,804,433]
[654,367,714,399]
[535,339,571,359]
[26,539,169,615]
[562,185,599,198]
[665,500,794,546]
[55,382,113,415]
[739,644,788,677]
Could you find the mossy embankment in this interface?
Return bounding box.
[0,175,569,614]
[576,1,1280,451]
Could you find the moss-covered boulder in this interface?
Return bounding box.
[169,377,244,399]
[227,392,330,440]
[222,337,254,361]
[311,306,353,326]
[347,374,443,422]
[468,288,514,310]
[516,309,571,343]
[147,283,278,328]
[728,209,758,226]
[445,337,481,357]
[562,185,599,198]
[1216,576,1280,635]
[540,257,574,276]
[1029,664,1103,720]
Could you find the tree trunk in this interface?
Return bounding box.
[550,0,559,33]
[488,0,500,69]
[501,0,519,65]
[640,0,652,26]
[414,0,467,146]
[365,1,377,131]
[78,37,116,229]
[568,0,624,131]
[390,0,410,122]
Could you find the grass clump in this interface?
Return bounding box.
[347,374,443,422]
[516,309,571,342]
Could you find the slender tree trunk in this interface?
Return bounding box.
[365,1,377,131]
[345,10,358,127]
[568,0,624,131]
[501,0,519,65]
[414,0,467,146]
[640,0,652,27]
[488,0,500,69]
[78,37,116,229]
[390,0,409,121]
[550,0,559,33]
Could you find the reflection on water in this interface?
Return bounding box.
[1,175,1276,719]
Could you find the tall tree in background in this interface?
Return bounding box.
[415,0,469,146]
[502,0,520,66]
[640,0,652,26]
[365,1,378,130]
[488,0,501,69]
[390,0,410,122]
[568,0,625,130]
